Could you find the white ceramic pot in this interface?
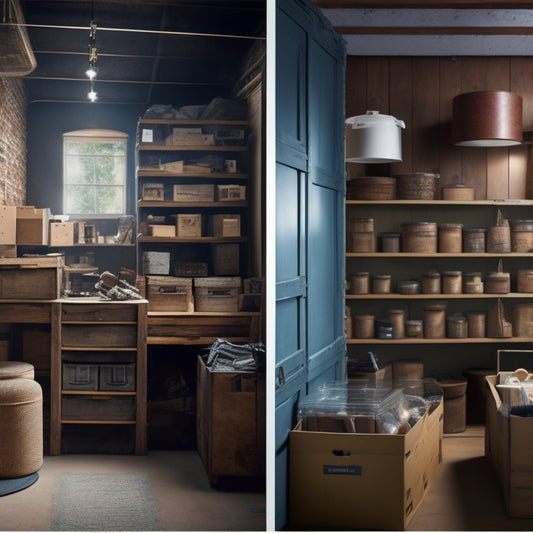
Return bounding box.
[345,110,405,163]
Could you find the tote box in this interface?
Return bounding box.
[485,349,533,517]
[289,398,443,531]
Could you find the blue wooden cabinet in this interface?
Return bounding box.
[274,0,346,528]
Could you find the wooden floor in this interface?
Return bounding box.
[408,426,533,531]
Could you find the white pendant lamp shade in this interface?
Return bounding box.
[345,111,405,163]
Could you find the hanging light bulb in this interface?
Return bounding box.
[88,80,97,102]
[85,66,98,79]
[86,16,98,101]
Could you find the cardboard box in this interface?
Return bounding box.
[142,183,164,201]
[210,214,241,237]
[50,222,74,246]
[149,224,175,237]
[485,351,533,517]
[170,127,203,146]
[289,399,443,531]
[211,243,239,275]
[173,184,214,202]
[216,184,246,201]
[176,214,202,237]
[146,275,194,312]
[16,206,50,245]
[0,206,16,245]
[143,251,170,275]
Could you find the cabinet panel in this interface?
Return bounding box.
[61,303,138,322]
[61,324,137,348]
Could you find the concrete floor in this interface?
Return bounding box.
[0,451,265,531]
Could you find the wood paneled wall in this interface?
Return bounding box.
[346,56,533,200]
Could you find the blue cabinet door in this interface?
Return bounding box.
[274,0,346,529]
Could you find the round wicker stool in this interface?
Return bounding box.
[0,377,43,478]
[0,361,35,380]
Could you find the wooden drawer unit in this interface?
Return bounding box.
[62,394,136,421]
[52,298,148,455]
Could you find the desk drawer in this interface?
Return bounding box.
[62,324,137,348]
[0,268,59,299]
[62,395,135,421]
[62,303,138,322]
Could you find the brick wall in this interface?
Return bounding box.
[0,78,27,205]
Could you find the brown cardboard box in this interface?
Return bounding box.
[173,184,214,202]
[149,224,175,237]
[16,206,50,245]
[485,353,533,517]
[50,221,74,246]
[211,243,239,275]
[0,206,17,245]
[210,214,241,237]
[289,398,443,531]
[176,214,202,237]
[216,184,246,201]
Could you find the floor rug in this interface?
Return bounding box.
[51,473,163,531]
[0,472,39,496]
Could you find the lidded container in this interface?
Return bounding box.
[372,274,391,294]
[421,271,441,294]
[395,173,439,200]
[401,222,438,253]
[345,111,405,163]
[510,219,533,253]
[463,228,487,253]
[350,272,370,294]
[379,232,400,253]
[423,303,447,339]
[441,271,462,294]
[438,223,463,253]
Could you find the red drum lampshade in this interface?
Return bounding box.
[452,90,523,147]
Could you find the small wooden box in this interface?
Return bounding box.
[146,275,194,312]
[99,364,136,392]
[196,355,265,484]
[216,185,246,201]
[176,214,202,237]
[211,243,240,275]
[173,184,214,202]
[142,183,164,201]
[149,224,175,237]
[50,222,74,246]
[194,276,241,312]
[62,363,98,391]
[62,395,136,421]
[210,214,241,237]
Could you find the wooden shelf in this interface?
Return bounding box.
[138,144,247,152]
[347,337,533,344]
[61,420,137,425]
[346,199,533,206]
[137,236,247,244]
[346,292,533,300]
[62,390,136,396]
[347,252,533,258]
[138,119,248,126]
[137,171,247,179]
[138,200,247,208]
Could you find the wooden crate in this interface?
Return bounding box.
[211,243,240,275]
[0,206,16,245]
[194,276,241,312]
[210,214,241,237]
[0,256,63,299]
[62,395,136,421]
[50,222,74,246]
[216,185,246,201]
[173,184,214,202]
[16,206,50,245]
[146,275,194,312]
[176,214,202,237]
[196,355,265,484]
[149,224,175,237]
[99,363,136,392]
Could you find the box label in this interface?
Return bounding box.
[323,465,362,476]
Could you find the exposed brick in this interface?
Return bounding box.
[0,79,27,206]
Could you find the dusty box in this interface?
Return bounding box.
[176,214,202,237]
[194,276,241,312]
[170,127,203,146]
[173,184,214,202]
[210,214,241,237]
[142,183,164,201]
[211,243,240,275]
[50,221,74,246]
[196,355,265,484]
[289,399,443,531]
[143,251,170,275]
[146,275,194,312]
[174,261,208,277]
[99,364,136,392]
[348,364,393,387]
[485,352,533,517]
[16,206,50,245]
[216,185,246,201]
[62,363,98,391]
[149,224,175,237]
[0,206,16,245]
[0,256,63,299]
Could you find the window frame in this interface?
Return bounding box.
[62,128,128,218]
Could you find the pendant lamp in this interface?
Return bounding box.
[452,91,523,147]
[345,111,405,163]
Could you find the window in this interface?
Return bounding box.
[63,129,128,215]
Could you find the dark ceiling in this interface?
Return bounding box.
[14,0,266,106]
